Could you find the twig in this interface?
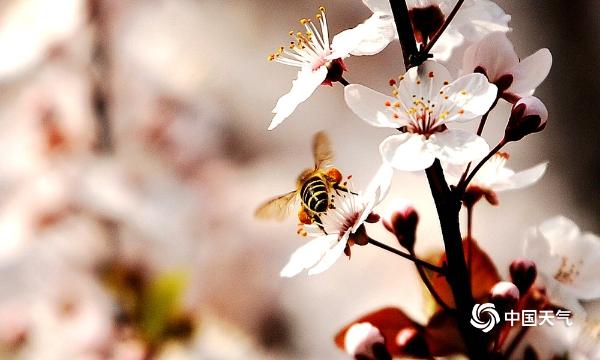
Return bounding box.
[422,0,465,54]
[368,238,445,274]
[410,249,452,312]
[339,77,350,86]
[458,140,506,194]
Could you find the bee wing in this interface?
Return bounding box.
[254,191,299,221]
[313,131,334,169]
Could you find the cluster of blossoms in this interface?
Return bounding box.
[261,1,599,359]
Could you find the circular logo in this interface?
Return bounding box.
[470,303,500,333]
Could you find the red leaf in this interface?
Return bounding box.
[429,238,501,308]
[334,307,422,357]
[424,310,466,356]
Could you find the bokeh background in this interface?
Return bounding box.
[0,0,597,359]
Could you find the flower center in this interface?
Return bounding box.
[408,5,445,44]
[267,7,332,71]
[385,75,454,137]
[339,211,360,237]
[554,257,582,284]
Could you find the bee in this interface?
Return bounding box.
[254,131,352,233]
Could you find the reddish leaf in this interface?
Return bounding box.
[424,310,466,356]
[334,307,422,357]
[429,238,501,308]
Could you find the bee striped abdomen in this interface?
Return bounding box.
[300,176,329,213]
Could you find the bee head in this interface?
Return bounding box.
[325,168,342,184]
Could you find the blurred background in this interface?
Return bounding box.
[0,0,597,359]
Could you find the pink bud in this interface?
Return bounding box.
[395,328,430,358]
[344,322,388,360]
[509,258,537,294]
[383,206,419,251]
[504,96,548,142]
[491,281,520,312]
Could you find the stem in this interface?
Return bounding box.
[422,0,465,54]
[368,238,445,274]
[339,77,350,87]
[459,140,506,194]
[410,249,452,312]
[425,160,485,358]
[466,204,474,284]
[476,112,489,136]
[388,0,419,70]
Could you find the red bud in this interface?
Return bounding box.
[504,96,548,142]
[509,258,537,294]
[383,206,419,251]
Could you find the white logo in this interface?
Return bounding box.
[470,303,500,333]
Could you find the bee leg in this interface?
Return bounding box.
[333,183,358,196]
[312,214,327,234]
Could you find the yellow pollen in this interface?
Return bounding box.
[268,54,275,61]
[393,102,400,108]
[319,6,326,12]
[289,31,294,36]
[316,14,322,19]
[392,89,399,97]
[300,18,310,25]
[399,75,405,81]
[416,80,421,85]
[460,90,468,96]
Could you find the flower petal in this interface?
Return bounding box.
[269,66,328,130]
[361,0,391,13]
[397,60,453,104]
[344,84,404,128]
[435,73,497,123]
[379,133,435,171]
[493,162,548,192]
[427,129,489,164]
[280,234,338,277]
[509,48,552,96]
[355,163,394,230]
[462,32,518,80]
[451,0,511,42]
[331,12,395,58]
[308,233,349,275]
[430,28,464,61]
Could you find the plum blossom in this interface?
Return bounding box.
[445,152,547,205]
[463,32,552,102]
[524,216,600,316]
[361,0,510,60]
[280,164,393,277]
[268,7,396,130]
[345,60,496,171]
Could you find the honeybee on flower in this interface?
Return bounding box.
[254,131,354,234]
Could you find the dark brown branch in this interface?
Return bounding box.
[388,0,419,70]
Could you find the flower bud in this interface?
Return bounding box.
[395,328,430,359]
[490,281,520,313]
[504,96,548,142]
[344,322,388,360]
[383,206,419,251]
[509,258,537,294]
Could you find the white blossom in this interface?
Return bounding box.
[268,7,395,130]
[463,32,552,101]
[524,216,600,316]
[345,60,496,171]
